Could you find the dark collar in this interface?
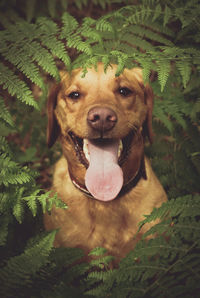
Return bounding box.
[69,157,147,200]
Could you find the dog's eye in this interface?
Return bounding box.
[118,87,133,97]
[68,92,80,100]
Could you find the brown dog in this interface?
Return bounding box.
[44,63,167,261]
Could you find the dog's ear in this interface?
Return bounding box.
[47,83,61,148]
[143,84,154,144]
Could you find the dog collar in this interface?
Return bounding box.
[69,157,147,200]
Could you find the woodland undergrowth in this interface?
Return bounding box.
[0,0,200,297]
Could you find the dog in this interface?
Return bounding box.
[44,63,167,262]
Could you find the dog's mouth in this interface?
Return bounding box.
[68,131,134,168]
[68,131,135,202]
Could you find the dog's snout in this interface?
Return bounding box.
[87,107,117,132]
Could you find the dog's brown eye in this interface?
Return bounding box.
[118,87,132,97]
[68,92,80,100]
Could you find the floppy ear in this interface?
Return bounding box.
[47,83,61,148]
[143,84,154,144]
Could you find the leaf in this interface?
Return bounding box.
[89,247,107,256]
[152,4,162,22]
[176,60,192,88]
[0,63,39,109]
[0,98,14,127]
[163,5,172,26]
[157,59,171,92]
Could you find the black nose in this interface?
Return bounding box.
[87,107,117,132]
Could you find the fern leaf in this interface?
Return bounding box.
[0,154,32,187]
[0,98,14,127]
[152,4,162,22]
[23,194,38,217]
[163,5,172,26]
[42,192,67,213]
[110,51,128,76]
[176,60,192,88]
[0,136,13,157]
[102,55,110,72]
[0,231,56,292]
[157,59,171,92]
[121,33,154,51]
[60,12,79,39]
[0,217,9,246]
[153,101,173,133]
[89,247,107,256]
[90,256,115,269]
[138,195,200,230]
[13,199,24,224]
[139,60,154,83]
[0,63,39,109]
[96,18,114,32]
[22,41,60,80]
[0,41,44,89]
[67,34,93,55]
[128,25,173,46]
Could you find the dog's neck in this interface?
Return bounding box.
[68,156,147,200]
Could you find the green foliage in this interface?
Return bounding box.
[0,0,200,297]
[86,195,200,297]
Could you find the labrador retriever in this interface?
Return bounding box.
[44,63,167,261]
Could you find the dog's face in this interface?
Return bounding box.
[47,63,153,202]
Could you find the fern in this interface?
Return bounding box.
[0,1,200,297]
[0,231,56,297]
[22,190,67,217]
[86,194,200,297]
[0,99,14,128]
[0,63,39,109]
[36,17,71,69]
[157,59,171,92]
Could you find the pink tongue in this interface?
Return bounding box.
[85,139,123,201]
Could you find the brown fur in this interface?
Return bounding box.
[44,63,167,262]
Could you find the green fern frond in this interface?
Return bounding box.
[128,25,173,46]
[89,247,107,256]
[157,59,171,92]
[0,217,9,246]
[22,190,67,216]
[109,51,128,76]
[0,98,14,127]
[139,195,200,230]
[0,41,44,89]
[153,102,173,133]
[0,63,39,109]
[163,5,172,26]
[60,12,79,39]
[0,136,13,158]
[0,231,56,294]
[37,17,71,69]
[96,18,114,32]
[0,153,32,187]
[152,3,162,22]
[120,33,154,51]
[13,198,24,223]
[176,60,192,88]
[23,41,59,80]
[140,60,155,83]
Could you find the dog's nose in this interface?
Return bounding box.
[87,107,117,132]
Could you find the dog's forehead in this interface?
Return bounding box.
[61,63,144,92]
[73,64,118,85]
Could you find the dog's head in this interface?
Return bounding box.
[47,63,153,202]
